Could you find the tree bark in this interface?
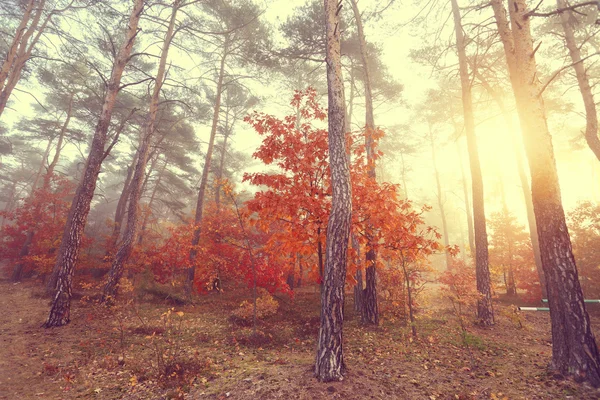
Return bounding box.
[491,0,600,385]
[315,0,351,382]
[187,37,229,297]
[43,0,144,327]
[102,0,179,303]
[350,0,379,326]
[450,0,494,326]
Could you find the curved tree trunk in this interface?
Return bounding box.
[315,0,351,382]
[43,0,144,327]
[102,0,179,303]
[187,37,229,298]
[491,0,600,385]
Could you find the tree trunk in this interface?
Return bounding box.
[450,0,494,326]
[105,158,135,256]
[557,0,600,161]
[138,160,166,246]
[102,0,179,303]
[187,37,229,297]
[350,0,379,326]
[491,0,600,385]
[352,234,363,313]
[43,0,144,327]
[429,125,451,269]
[456,140,475,258]
[315,0,351,382]
[474,69,547,298]
[0,0,50,118]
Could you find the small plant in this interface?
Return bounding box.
[231,288,278,326]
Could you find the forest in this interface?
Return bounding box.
[2,0,600,398]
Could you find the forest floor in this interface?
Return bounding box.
[2,279,600,400]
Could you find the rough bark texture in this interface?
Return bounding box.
[491,0,600,385]
[557,0,600,162]
[315,0,351,383]
[450,0,494,325]
[43,0,144,327]
[350,0,379,326]
[187,37,229,297]
[102,0,179,302]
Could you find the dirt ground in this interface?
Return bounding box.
[2,279,600,400]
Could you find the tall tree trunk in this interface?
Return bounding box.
[450,0,494,325]
[315,0,351,382]
[214,110,231,208]
[352,235,363,314]
[491,0,600,385]
[557,0,600,161]
[429,125,451,269]
[138,160,166,246]
[43,0,144,327]
[30,137,54,196]
[350,0,378,326]
[105,157,136,257]
[474,70,547,298]
[456,140,475,258]
[187,37,229,297]
[102,0,179,303]
[12,93,73,282]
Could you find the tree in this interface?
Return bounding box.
[315,0,352,382]
[43,0,144,328]
[450,0,494,326]
[187,0,271,296]
[488,208,539,298]
[491,0,600,385]
[102,0,181,302]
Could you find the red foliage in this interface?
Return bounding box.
[0,175,82,276]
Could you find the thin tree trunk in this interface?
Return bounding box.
[187,37,229,297]
[43,0,144,327]
[12,93,73,282]
[352,234,363,314]
[491,0,600,385]
[350,0,379,326]
[105,157,136,257]
[450,0,494,326]
[102,0,179,303]
[429,125,451,269]
[138,160,166,246]
[315,0,351,382]
[456,140,475,257]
